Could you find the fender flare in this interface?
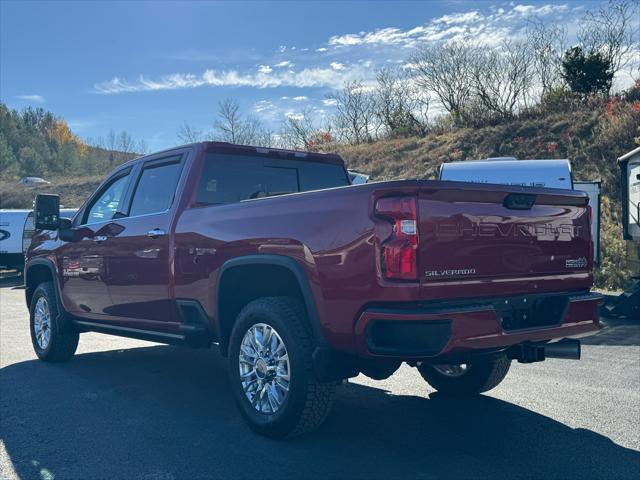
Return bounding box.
[24,257,66,313]
[24,257,72,329]
[216,254,326,348]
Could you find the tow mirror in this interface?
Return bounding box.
[34,194,61,230]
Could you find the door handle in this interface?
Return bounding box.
[146,228,166,238]
[93,235,107,243]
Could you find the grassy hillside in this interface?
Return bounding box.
[0,176,103,210]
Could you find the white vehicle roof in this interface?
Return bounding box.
[348,170,370,185]
[439,158,572,189]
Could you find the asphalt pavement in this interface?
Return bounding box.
[1,275,639,480]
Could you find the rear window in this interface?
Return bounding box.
[197,153,348,205]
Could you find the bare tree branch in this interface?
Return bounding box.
[410,41,475,125]
[177,122,204,143]
[328,81,377,144]
[579,0,639,75]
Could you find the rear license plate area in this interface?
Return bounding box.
[496,295,568,331]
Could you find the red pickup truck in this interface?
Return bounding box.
[25,142,602,437]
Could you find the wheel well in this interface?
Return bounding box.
[25,264,53,307]
[217,264,306,355]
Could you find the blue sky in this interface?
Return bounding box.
[0,0,617,151]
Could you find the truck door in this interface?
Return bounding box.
[60,168,133,316]
[99,154,185,332]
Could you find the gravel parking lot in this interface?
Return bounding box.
[1,275,639,480]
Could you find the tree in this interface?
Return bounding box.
[18,146,45,176]
[525,18,567,98]
[56,141,80,175]
[0,133,17,175]
[177,122,204,143]
[471,40,536,120]
[213,98,272,146]
[410,41,475,125]
[561,46,614,96]
[373,68,429,137]
[214,98,243,144]
[579,0,639,78]
[117,131,135,156]
[328,81,377,144]
[280,108,317,150]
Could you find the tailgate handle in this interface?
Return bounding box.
[503,194,536,210]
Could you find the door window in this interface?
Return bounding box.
[129,158,183,217]
[85,173,130,224]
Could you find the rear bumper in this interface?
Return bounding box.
[354,291,602,359]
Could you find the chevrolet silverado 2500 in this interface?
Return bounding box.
[25,142,602,437]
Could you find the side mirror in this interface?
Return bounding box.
[34,194,61,230]
[58,218,76,242]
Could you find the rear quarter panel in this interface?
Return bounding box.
[173,181,422,353]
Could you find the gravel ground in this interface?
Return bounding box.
[1,276,639,480]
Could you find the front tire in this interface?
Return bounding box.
[418,356,511,396]
[29,281,79,362]
[228,297,335,438]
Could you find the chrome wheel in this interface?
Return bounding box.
[433,363,470,377]
[33,296,51,350]
[238,323,290,414]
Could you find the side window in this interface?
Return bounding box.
[196,153,349,206]
[129,158,183,217]
[196,155,300,205]
[298,162,350,191]
[84,173,130,224]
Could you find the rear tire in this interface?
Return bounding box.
[228,296,335,438]
[418,356,511,396]
[29,281,79,362]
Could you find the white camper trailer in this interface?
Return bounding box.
[439,157,573,189]
[348,170,370,185]
[605,147,640,318]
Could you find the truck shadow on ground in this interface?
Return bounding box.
[1,345,638,480]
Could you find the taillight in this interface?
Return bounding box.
[375,196,418,280]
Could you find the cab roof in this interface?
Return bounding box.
[122,141,345,168]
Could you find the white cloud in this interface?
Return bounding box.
[285,111,305,121]
[512,4,569,16]
[322,98,338,106]
[325,3,571,49]
[257,64,272,74]
[330,62,345,71]
[316,47,328,52]
[16,94,45,103]
[433,11,481,25]
[274,60,293,68]
[293,96,308,101]
[254,100,275,113]
[95,64,370,94]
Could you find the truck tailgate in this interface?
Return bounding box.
[418,181,592,298]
